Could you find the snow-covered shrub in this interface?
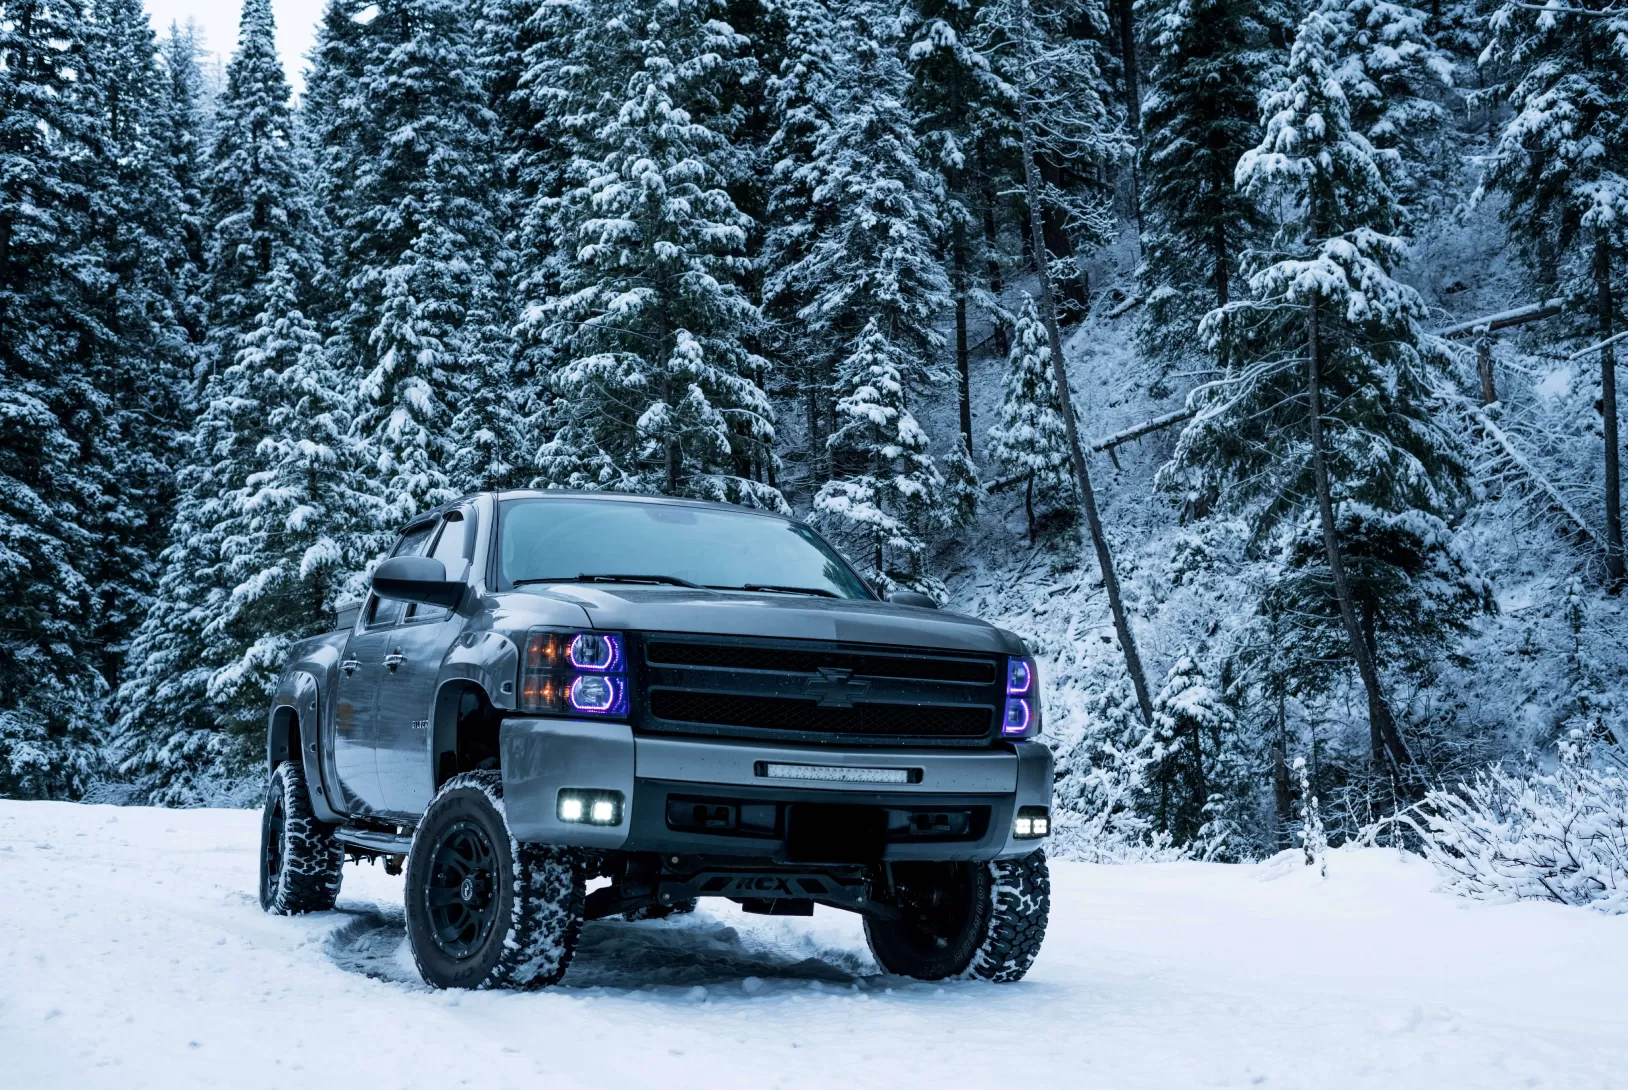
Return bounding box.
[1296,757,1328,877]
[1409,739,1628,913]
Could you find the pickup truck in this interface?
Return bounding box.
[259,490,1052,989]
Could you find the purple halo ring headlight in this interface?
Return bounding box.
[568,632,621,671]
[1002,696,1032,736]
[568,673,626,715]
[1007,657,1033,695]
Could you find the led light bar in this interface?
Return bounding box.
[757,762,920,785]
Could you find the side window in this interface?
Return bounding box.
[406,511,471,622]
[365,520,437,629]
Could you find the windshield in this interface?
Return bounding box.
[498,498,874,600]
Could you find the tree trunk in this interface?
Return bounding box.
[1113,0,1142,225]
[1188,716,1208,812]
[1306,296,1411,773]
[1271,695,1292,847]
[1596,236,1623,583]
[1025,472,1036,545]
[1014,0,1154,725]
[1038,158,1091,314]
[1477,336,1497,405]
[954,221,973,450]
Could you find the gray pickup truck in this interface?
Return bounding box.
[259,490,1052,989]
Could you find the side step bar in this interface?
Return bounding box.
[335,826,414,856]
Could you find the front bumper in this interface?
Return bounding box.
[499,717,1053,861]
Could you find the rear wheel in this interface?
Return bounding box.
[865,851,1050,982]
[404,772,584,989]
[259,761,344,914]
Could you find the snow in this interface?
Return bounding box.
[4,800,1625,1090]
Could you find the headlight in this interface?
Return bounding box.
[1002,655,1041,739]
[520,628,630,717]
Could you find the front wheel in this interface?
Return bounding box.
[259,761,344,914]
[865,851,1050,982]
[404,772,584,989]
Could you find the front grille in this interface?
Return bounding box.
[637,633,1003,746]
[646,640,996,685]
[649,690,992,738]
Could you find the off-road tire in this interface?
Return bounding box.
[404,771,584,990]
[259,761,344,914]
[865,850,1050,983]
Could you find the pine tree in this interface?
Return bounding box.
[812,319,949,596]
[204,264,370,732]
[902,0,1008,448]
[761,0,848,488]
[1137,0,1279,380]
[1479,0,1628,582]
[942,434,983,530]
[1165,10,1472,775]
[987,294,1074,541]
[772,8,950,396]
[531,0,781,508]
[1148,650,1249,858]
[113,0,329,802]
[0,0,112,797]
[159,21,209,348]
[318,0,510,526]
[84,0,194,703]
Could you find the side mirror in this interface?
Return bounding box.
[887,590,940,610]
[372,555,468,608]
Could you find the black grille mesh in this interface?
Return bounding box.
[646,641,996,685]
[650,690,992,738]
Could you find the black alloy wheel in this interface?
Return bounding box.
[423,820,501,959]
[263,791,286,898]
[864,852,1050,982]
[404,772,585,990]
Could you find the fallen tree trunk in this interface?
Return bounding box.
[1436,299,1563,339]
[987,407,1197,492]
[1464,401,1599,550]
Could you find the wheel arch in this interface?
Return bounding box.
[430,678,504,790]
[268,670,343,823]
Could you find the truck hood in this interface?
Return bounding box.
[509,585,1026,656]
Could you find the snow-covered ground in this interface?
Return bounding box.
[3,801,1624,1090]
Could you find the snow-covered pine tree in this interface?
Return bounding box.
[1318,0,1454,212]
[761,0,848,488]
[972,0,1127,313]
[113,0,330,802]
[319,0,511,526]
[204,263,370,734]
[84,0,195,702]
[987,293,1074,541]
[942,434,982,529]
[1164,10,1472,776]
[774,6,950,394]
[1479,0,1627,582]
[158,20,209,348]
[811,319,950,596]
[531,0,781,508]
[1148,649,1250,858]
[0,0,111,797]
[1137,0,1280,381]
[901,0,1009,448]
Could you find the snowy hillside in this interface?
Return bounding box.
[4,800,1624,1090]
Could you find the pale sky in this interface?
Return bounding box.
[143,0,328,93]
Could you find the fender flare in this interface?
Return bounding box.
[269,670,344,824]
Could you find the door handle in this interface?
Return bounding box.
[341,659,361,677]
[383,651,406,673]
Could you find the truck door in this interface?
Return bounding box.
[333,520,437,816]
[376,508,475,815]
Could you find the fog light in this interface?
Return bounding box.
[1014,805,1050,840]
[557,789,623,826]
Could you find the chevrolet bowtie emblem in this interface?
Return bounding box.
[806,667,870,708]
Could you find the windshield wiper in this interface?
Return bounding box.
[728,583,842,599]
[512,573,701,589]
